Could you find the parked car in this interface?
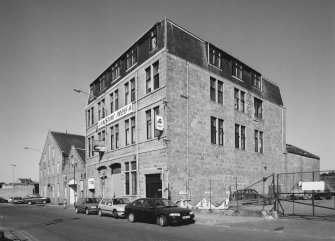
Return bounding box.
[12,197,24,204]
[75,198,100,215]
[23,194,48,205]
[98,197,130,218]
[0,197,7,203]
[314,191,334,200]
[125,198,195,227]
[231,189,273,205]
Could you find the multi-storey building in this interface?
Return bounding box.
[84,19,316,204]
[39,131,85,204]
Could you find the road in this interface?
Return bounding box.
[0,203,333,241]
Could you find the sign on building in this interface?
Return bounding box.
[98,103,134,129]
[93,140,106,152]
[156,115,164,131]
[88,178,95,190]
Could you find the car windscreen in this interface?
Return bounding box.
[86,198,99,203]
[153,199,176,207]
[114,198,131,204]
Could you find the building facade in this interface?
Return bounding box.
[84,19,315,204]
[39,131,85,204]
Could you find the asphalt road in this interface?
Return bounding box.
[0,203,333,241]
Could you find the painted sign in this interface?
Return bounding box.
[156,115,164,131]
[98,103,134,129]
[88,178,95,189]
[93,140,106,152]
[301,181,325,191]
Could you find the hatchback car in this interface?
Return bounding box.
[12,197,24,204]
[98,197,130,218]
[125,198,195,227]
[23,194,48,205]
[75,198,100,215]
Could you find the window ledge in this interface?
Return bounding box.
[232,75,243,82]
[126,63,138,72]
[208,63,223,71]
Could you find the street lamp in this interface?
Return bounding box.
[71,156,78,205]
[73,88,97,99]
[11,164,16,187]
[24,147,42,153]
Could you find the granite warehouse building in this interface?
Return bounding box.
[82,19,319,205]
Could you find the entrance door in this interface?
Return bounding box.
[146,174,162,198]
[111,163,122,197]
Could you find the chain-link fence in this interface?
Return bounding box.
[276,171,335,217]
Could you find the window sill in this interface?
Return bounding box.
[149,47,158,53]
[232,75,243,82]
[208,63,223,71]
[126,63,138,72]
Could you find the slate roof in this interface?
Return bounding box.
[286,144,320,160]
[51,131,85,161]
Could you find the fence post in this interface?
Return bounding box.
[209,179,212,211]
[272,174,276,211]
[312,171,315,216]
[235,177,238,212]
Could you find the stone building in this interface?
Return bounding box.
[84,19,318,204]
[39,131,85,204]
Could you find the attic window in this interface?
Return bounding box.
[252,73,261,90]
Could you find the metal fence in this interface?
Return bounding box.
[276,171,335,217]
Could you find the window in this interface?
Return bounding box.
[153,61,159,90]
[131,161,137,195]
[211,117,224,145]
[254,98,263,119]
[145,66,151,94]
[98,100,105,120]
[255,130,264,153]
[210,77,223,104]
[235,124,246,150]
[210,77,216,102]
[115,124,119,149]
[125,161,137,195]
[88,136,94,157]
[91,107,94,125]
[211,117,217,144]
[125,120,130,146]
[126,47,137,70]
[131,117,136,144]
[146,110,152,139]
[125,83,129,106]
[111,61,120,81]
[209,46,222,69]
[110,127,114,150]
[218,80,223,104]
[130,78,135,102]
[218,119,224,145]
[150,28,157,51]
[87,109,91,127]
[234,88,245,112]
[115,90,119,110]
[110,93,114,114]
[232,61,243,80]
[252,73,261,90]
[153,106,160,137]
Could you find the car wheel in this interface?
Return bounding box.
[75,208,79,214]
[98,209,103,217]
[28,201,32,205]
[158,215,167,227]
[113,210,119,219]
[43,200,46,204]
[85,208,89,215]
[128,213,135,223]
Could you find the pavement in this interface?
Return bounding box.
[1,204,335,240]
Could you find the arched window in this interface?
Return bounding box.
[110,163,121,174]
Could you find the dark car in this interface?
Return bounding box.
[75,198,100,215]
[23,195,48,205]
[231,189,273,205]
[125,198,195,227]
[0,197,7,203]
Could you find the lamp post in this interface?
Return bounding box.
[71,157,77,205]
[10,164,16,187]
[24,147,42,153]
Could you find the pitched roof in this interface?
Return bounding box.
[286,144,320,160]
[51,131,85,158]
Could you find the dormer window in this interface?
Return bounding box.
[209,45,223,69]
[126,47,137,70]
[232,61,243,80]
[150,28,157,51]
[252,73,261,90]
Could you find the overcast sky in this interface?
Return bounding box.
[0,0,334,183]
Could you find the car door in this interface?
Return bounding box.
[142,199,156,222]
[133,199,145,221]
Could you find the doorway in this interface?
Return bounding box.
[146,174,162,198]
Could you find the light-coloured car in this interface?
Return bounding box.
[7,197,13,203]
[98,198,130,218]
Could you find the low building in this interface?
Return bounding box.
[0,178,36,200]
[39,131,85,205]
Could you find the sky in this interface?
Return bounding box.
[0,0,334,183]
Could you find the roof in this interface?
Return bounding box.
[51,131,85,158]
[286,144,320,160]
